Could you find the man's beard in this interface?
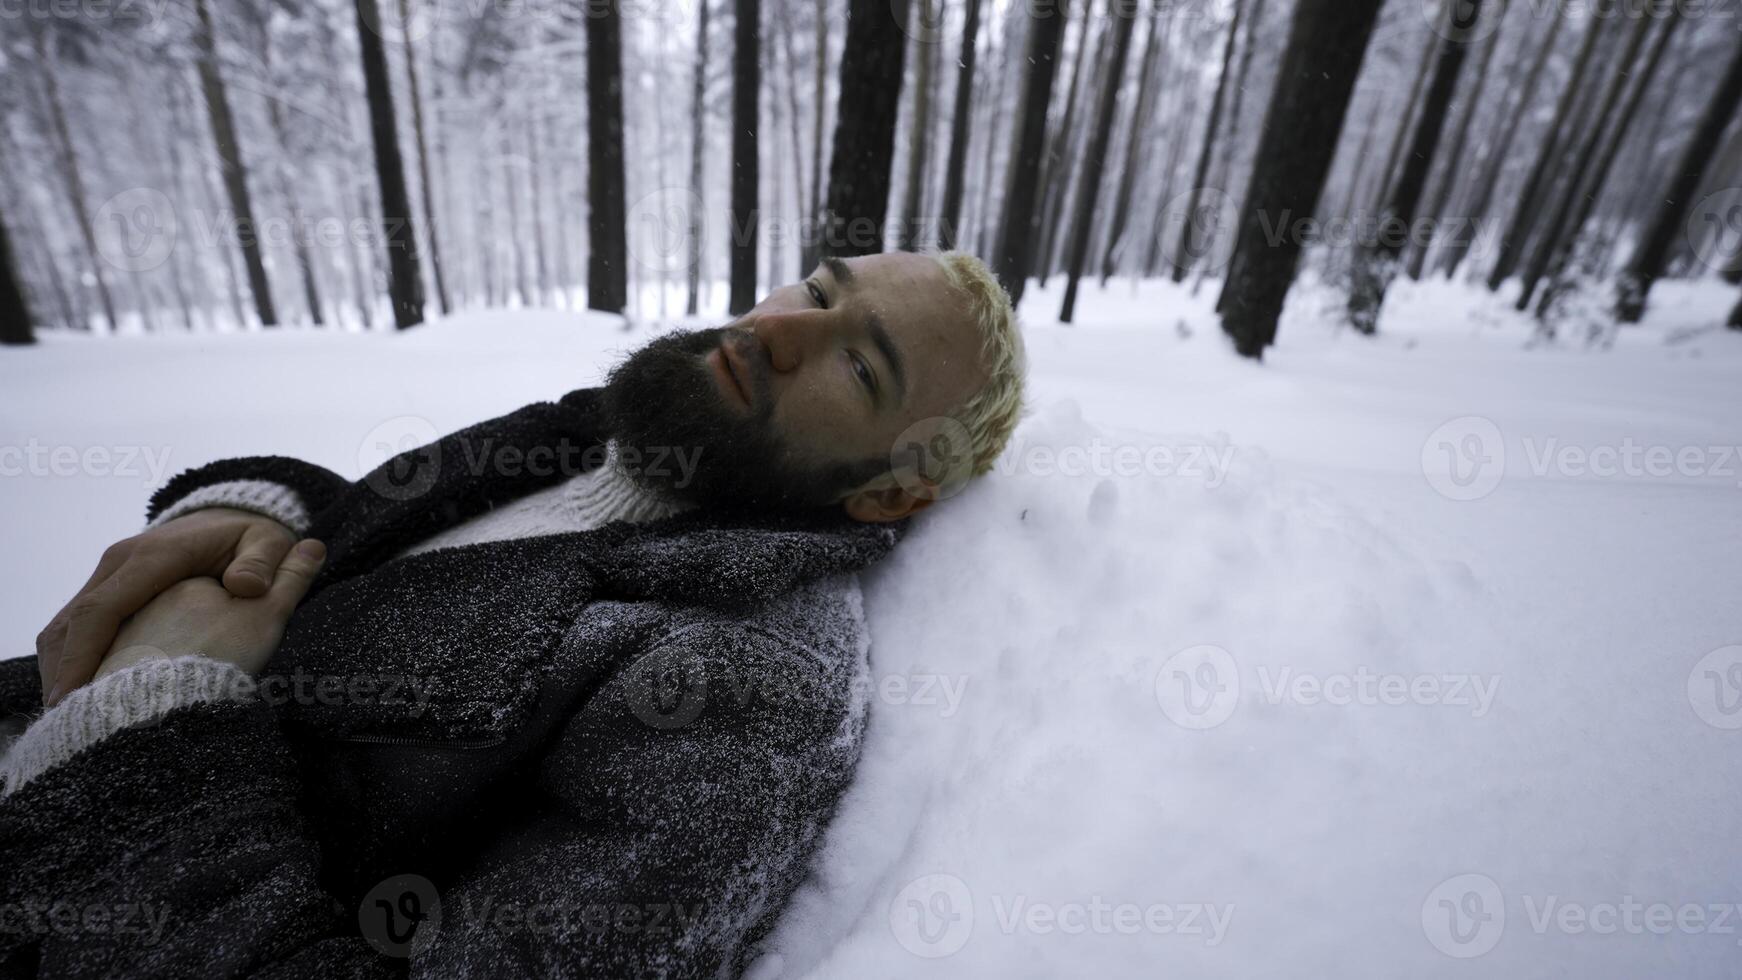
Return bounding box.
[600,326,883,511]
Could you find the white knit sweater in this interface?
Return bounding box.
[1,451,684,797]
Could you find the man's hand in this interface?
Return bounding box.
[94,539,328,685]
[36,508,300,705]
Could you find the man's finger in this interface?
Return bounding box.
[37,540,135,696]
[267,539,327,615]
[50,550,203,705]
[221,523,296,598]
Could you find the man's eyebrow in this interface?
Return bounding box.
[865,311,908,406]
[821,255,855,287]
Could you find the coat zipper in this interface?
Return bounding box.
[333,732,506,750]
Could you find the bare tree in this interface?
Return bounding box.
[730,0,761,313]
[399,0,451,316]
[1059,0,1138,321]
[1172,0,1246,282]
[31,24,117,331]
[1219,0,1386,357]
[1616,33,1742,322]
[194,0,278,327]
[586,0,629,312]
[1100,6,1166,284]
[1349,0,1492,335]
[938,0,983,250]
[898,0,938,251]
[991,0,1070,301]
[687,0,712,316]
[821,0,911,257]
[0,201,33,345]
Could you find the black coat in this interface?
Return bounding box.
[0,389,903,979]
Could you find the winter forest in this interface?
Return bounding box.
[1,0,1739,351]
[3,0,1742,976]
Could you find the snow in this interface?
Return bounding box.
[4,274,1741,977]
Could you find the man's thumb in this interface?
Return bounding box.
[268,539,327,611]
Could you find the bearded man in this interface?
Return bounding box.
[0,250,1025,978]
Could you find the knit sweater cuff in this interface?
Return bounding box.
[149,479,311,535]
[0,656,255,798]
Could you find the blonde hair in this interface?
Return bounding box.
[932,250,1027,476]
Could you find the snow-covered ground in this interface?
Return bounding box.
[3,275,1740,977]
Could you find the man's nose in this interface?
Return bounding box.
[748,311,822,374]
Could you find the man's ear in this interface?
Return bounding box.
[840,484,936,523]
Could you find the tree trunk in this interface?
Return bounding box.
[1439,4,1562,279]
[193,0,277,328]
[587,0,630,312]
[33,30,117,332]
[1058,0,1137,322]
[821,0,912,257]
[399,0,451,316]
[897,0,938,251]
[1100,7,1166,284]
[1372,33,1438,217]
[991,0,1069,302]
[1218,0,1385,358]
[0,204,33,345]
[353,0,426,328]
[1217,0,1269,185]
[1527,11,1680,320]
[1616,32,1742,322]
[802,0,830,274]
[1486,14,1606,291]
[1515,10,1662,313]
[972,5,1018,255]
[938,0,982,251]
[1033,0,1095,285]
[687,0,711,316]
[1348,0,1489,335]
[1730,287,1742,328]
[778,0,810,279]
[260,26,326,328]
[1172,0,1246,282]
[1408,0,1510,280]
[730,0,761,313]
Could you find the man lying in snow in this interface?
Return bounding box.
[0,251,1025,978]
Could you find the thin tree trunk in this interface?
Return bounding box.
[803,0,829,274]
[938,0,982,251]
[353,0,426,328]
[778,0,810,277]
[1486,13,1606,291]
[260,42,326,328]
[1100,6,1165,284]
[972,6,1017,255]
[687,0,710,316]
[1220,0,1385,357]
[33,29,117,332]
[1034,0,1095,284]
[730,0,762,312]
[0,202,33,345]
[1528,11,1681,320]
[1516,10,1665,313]
[1439,4,1562,278]
[1172,0,1247,282]
[1059,0,1137,322]
[990,0,1069,301]
[898,0,938,250]
[821,0,912,258]
[193,0,277,327]
[1408,0,1510,280]
[1730,287,1742,328]
[1372,33,1438,216]
[399,0,451,316]
[1616,31,1742,322]
[1348,0,1489,335]
[1217,0,1269,185]
[586,0,629,312]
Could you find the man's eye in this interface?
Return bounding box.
[849,351,876,393]
[805,280,829,309]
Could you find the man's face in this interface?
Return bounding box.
[602,252,988,518]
